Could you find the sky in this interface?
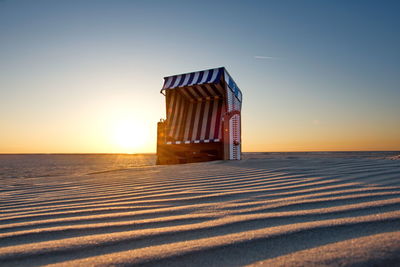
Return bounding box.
[0,0,399,153]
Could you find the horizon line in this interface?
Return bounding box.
[0,150,399,155]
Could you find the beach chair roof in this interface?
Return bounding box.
[161,67,242,102]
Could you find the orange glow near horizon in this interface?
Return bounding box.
[110,119,150,154]
[0,93,160,154]
[0,94,400,154]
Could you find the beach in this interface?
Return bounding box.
[1,153,400,266]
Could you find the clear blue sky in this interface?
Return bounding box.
[1,0,399,152]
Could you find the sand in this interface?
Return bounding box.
[1,155,400,266]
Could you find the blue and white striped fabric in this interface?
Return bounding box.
[224,69,243,102]
[162,67,223,90]
[162,67,242,103]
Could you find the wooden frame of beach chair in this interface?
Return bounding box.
[156,67,242,165]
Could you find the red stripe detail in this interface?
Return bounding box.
[204,99,214,139]
[166,91,177,140]
[177,99,189,140]
[168,93,181,138]
[187,101,198,140]
[183,103,193,141]
[214,99,224,140]
[195,101,206,140]
[173,94,185,140]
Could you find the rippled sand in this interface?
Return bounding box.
[1,155,400,266]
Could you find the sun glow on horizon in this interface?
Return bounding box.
[111,119,150,153]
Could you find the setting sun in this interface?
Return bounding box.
[111,120,149,153]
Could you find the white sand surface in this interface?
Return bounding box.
[1,155,400,266]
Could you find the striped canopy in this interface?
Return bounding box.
[161,67,242,102]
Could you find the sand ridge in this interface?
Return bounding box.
[1,156,400,266]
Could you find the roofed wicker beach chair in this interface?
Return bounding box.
[156,67,242,164]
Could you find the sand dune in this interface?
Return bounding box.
[1,155,400,266]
